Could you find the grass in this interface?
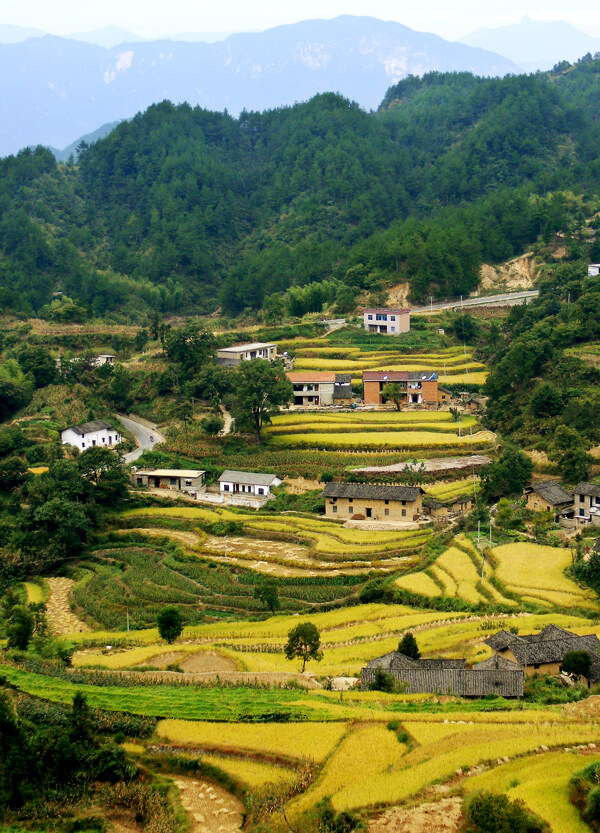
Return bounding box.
[23,581,45,604]
[464,751,597,833]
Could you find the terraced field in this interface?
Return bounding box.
[281,342,487,386]
[396,536,596,613]
[264,411,494,451]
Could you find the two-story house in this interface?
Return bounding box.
[287,372,353,406]
[322,482,423,521]
[363,308,410,335]
[362,371,439,407]
[574,482,600,525]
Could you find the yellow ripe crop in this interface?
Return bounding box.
[23,581,45,604]
[290,724,407,817]
[202,754,296,788]
[435,547,486,604]
[395,572,441,597]
[464,751,597,833]
[156,720,347,762]
[268,430,495,449]
[427,478,479,500]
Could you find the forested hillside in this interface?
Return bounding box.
[3,56,600,320]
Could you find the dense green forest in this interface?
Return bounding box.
[3,57,600,319]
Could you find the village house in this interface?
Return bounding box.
[61,420,121,451]
[360,650,524,698]
[363,308,410,335]
[524,480,574,522]
[219,470,281,498]
[485,625,600,682]
[93,354,116,367]
[133,469,206,497]
[216,342,277,367]
[573,482,600,525]
[588,264,600,277]
[438,387,453,405]
[322,482,423,521]
[362,370,440,407]
[422,496,449,521]
[286,372,353,406]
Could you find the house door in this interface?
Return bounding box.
[366,508,372,518]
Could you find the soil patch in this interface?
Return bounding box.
[369,797,462,833]
[45,577,90,635]
[134,650,238,674]
[173,776,243,833]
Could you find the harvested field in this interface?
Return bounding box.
[353,455,492,474]
[45,577,90,635]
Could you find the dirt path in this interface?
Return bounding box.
[369,797,462,833]
[219,408,233,436]
[45,577,90,635]
[173,777,243,833]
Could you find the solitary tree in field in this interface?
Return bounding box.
[254,580,280,614]
[157,606,183,644]
[285,622,323,672]
[397,632,420,659]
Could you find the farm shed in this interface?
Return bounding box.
[360,650,524,698]
[134,468,206,496]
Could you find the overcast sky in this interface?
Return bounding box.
[2,0,600,41]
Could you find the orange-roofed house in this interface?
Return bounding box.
[363,308,410,335]
[286,372,353,407]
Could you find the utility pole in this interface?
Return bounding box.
[126,607,130,634]
[430,296,433,313]
[477,519,481,544]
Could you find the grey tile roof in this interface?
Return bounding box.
[484,631,517,651]
[365,651,466,670]
[528,480,573,507]
[473,654,522,671]
[574,482,600,498]
[423,496,446,511]
[322,483,422,501]
[487,626,600,666]
[219,470,280,486]
[64,419,114,436]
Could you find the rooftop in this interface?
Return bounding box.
[574,482,600,498]
[217,342,276,353]
[287,372,337,383]
[486,625,600,667]
[527,480,573,507]
[363,308,411,315]
[322,482,422,502]
[137,469,205,478]
[219,470,281,486]
[362,370,438,382]
[63,419,114,436]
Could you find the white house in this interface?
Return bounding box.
[363,308,410,335]
[94,355,116,367]
[216,343,277,367]
[218,470,281,498]
[61,420,121,451]
[588,264,600,277]
[574,482,600,525]
[286,371,353,406]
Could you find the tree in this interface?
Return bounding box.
[481,446,533,501]
[165,325,215,376]
[562,650,592,680]
[201,414,224,435]
[232,360,293,441]
[382,382,404,411]
[368,667,396,692]
[550,424,593,484]
[6,605,34,650]
[254,580,280,614]
[284,622,323,672]
[463,791,547,833]
[397,632,420,659]
[157,606,183,644]
[530,382,563,418]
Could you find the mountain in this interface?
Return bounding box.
[0,24,46,44]
[50,120,123,162]
[2,59,600,320]
[66,26,145,48]
[459,16,600,72]
[164,31,236,43]
[0,15,520,156]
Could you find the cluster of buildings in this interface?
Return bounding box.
[132,467,281,505]
[525,480,600,528]
[361,624,600,698]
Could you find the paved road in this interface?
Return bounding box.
[411,289,539,314]
[119,415,165,464]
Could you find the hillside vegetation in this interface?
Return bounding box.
[3,57,600,319]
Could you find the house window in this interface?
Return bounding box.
[92,440,96,446]
[348,504,353,513]
[402,509,406,517]
[366,508,372,518]
[391,327,395,332]
[367,315,373,320]
[82,442,85,449]
[102,437,106,443]
[257,488,264,495]
[376,314,387,321]
[402,500,406,506]
[170,478,176,486]
[185,479,193,487]
[108,436,112,444]
[332,505,337,513]
[384,508,389,516]
[223,484,230,491]
[384,499,389,505]
[137,477,143,486]
[533,664,540,670]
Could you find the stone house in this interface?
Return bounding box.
[423,496,449,520]
[61,419,121,451]
[216,342,277,367]
[362,370,439,407]
[485,625,600,682]
[322,482,423,521]
[363,308,410,335]
[134,468,206,496]
[573,482,600,525]
[218,470,281,498]
[287,372,353,406]
[524,481,574,522]
[360,650,524,698]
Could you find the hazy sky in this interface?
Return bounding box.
[2,0,600,40]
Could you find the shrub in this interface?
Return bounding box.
[463,791,548,832]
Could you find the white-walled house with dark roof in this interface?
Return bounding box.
[60,420,121,451]
[218,470,281,498]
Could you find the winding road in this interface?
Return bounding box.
[118,414,165,463]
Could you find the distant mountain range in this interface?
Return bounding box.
[459,16,600,72]
[0,15,519,156]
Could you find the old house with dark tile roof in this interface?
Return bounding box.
[524,481,574,522]
[322,482,423,521]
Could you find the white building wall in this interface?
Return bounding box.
[61,427,121,450]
